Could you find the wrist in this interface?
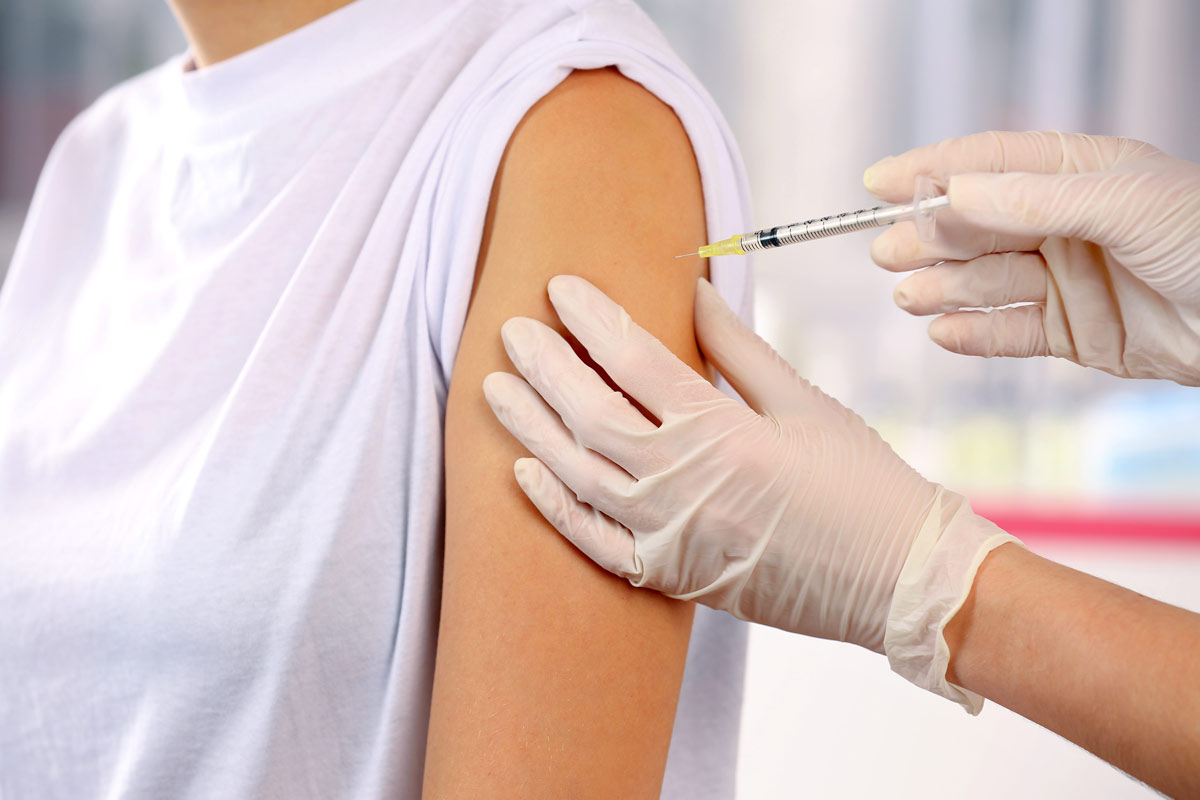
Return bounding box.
[884,490,1023,713]
[942,541,1024,687]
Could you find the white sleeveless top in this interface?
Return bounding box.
[0,1,754,796]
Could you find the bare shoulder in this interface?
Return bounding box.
[511,65,696,174]
[472,65,709,360]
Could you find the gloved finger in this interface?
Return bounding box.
[893,252,1048,315]
[948,170,1141,248]
[693,277,814,417]
[499,316,662,477]
[483,371,637,512]
[870,218,1044,272]
[928,306,1049,358]
[546,275,729,421]
[863,131,1134,203]
[513,458,641,581]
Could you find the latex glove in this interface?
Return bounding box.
[483,275,1020,711]
[864,131,1200,386]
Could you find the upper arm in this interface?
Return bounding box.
[424,68,712,797]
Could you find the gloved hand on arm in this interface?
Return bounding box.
[864,130,1200,386]
[483,275,1020,713]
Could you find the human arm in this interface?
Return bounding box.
[864,130,1200,386]
[422,68,714,798]
[944,543,1200,798]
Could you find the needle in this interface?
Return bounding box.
[674,252,698,259]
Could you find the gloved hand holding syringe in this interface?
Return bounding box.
[677,174,948,258]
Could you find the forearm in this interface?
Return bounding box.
[944,543,1200,797]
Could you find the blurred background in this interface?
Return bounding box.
[3,0,1198,797]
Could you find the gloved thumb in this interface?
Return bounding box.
[948,170,1129,248]
[694,277,808,416]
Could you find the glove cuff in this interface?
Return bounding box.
[883,487,1023,714]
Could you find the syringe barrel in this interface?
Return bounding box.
[740,204,901,251]
[737,193,952,252]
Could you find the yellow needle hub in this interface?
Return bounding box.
[697,235,745,259]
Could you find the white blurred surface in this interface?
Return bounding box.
[737,540,1200,799]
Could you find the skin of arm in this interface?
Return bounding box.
[943,543,1200,798]
[424,68,714,797]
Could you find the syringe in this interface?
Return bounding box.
[677,175,948,259]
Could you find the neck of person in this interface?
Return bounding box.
[168,0,358,68]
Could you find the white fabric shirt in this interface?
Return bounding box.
[0,1,754,797]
